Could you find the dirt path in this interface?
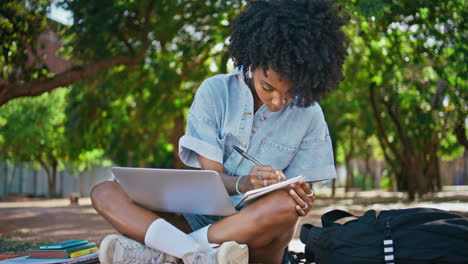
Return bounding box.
[0,199,113,248]
[1,187,468,254]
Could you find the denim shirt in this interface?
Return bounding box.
[179,68,336,206]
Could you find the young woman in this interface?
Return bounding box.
[91,0,347,263]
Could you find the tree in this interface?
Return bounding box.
[61,0,241,168]
[3,0,465,198]
[0,0,169,105]
[326,0,466,199]
[2,0,243,168]
[0,88,69,197]
[66,148,111,196]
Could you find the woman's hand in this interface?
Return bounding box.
[289,181,315,216]
[239,165,286,192]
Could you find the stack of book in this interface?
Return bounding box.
[0,240,99,264]
[27,240,98,259]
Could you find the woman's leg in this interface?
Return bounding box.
[92,181,299,263]
[91,181,192,243]
[208,190,299,263]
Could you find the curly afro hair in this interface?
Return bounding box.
[229,0,348,107]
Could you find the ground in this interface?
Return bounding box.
[1,187,468,257]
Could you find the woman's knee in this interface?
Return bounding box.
[90,181,121,212]
[254,190,299,230]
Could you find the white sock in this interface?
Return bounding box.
[144,218,198,258]
[188,225,219,247]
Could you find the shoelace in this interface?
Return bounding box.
[150,255,165,264]
[122,243,165,264]
[184,248,216,264]
[152,255,180,264]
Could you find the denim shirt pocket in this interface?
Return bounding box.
[255,138,297,170]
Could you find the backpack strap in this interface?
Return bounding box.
[321,209,356,227]
[300,224,321,263]
[287,251,307,264]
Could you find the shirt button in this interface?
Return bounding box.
[261,114,267,120]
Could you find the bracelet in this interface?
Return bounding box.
[235,176,244,195]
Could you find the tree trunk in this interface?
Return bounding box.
[464,149,468,185]
[406,170,416,200]
[369,84,403,191]
[369,158,376,189]
[331,178,336,198]
[344,155,354,193]
[369,83,444,200]
[454,122,468,184]
[49,161,58,198]
[363,148,372,190]
[44,168,54,198]
[331,136,338,198]
[435,156,441,191]
[414,156,427,197]
[39,158,58,198]
[425,140,442,192]
[219,51,230,74]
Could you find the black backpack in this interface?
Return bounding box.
[290,208,468,264]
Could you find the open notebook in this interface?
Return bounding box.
[235,175,304,209]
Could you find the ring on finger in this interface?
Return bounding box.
[257,170,263,180]
[275,171,281,182]
[307,185,315,197]
[264,179,268,187]
[301,203,308,210]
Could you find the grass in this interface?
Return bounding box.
[0,237,53,255]
[13,229,32,235]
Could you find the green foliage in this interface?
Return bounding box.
[353,170,373,190]
[0,0,54,82]
[380,174,394,191]
[0,89,66,165]
[324,0,467,197]
[439,134,464,161]
[62,0,242,167]
[0,88,70,196]
[357,0,387,20]
[0,0,465,195]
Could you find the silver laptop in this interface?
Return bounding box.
[112,167,238,216]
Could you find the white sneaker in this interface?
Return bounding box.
[99,234,179,264]
[182,241,248,264]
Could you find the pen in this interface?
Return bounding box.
[233,145,262,165]
[234,145,285,183]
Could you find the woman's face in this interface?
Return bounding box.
[251,68,294,112]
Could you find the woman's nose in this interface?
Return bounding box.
[272,97,287,107]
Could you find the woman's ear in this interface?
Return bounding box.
[247,66,253,79]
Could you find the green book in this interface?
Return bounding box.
[27,242,97,258]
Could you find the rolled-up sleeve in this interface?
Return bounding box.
[179,80,224,168]
[284,106,336,182]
